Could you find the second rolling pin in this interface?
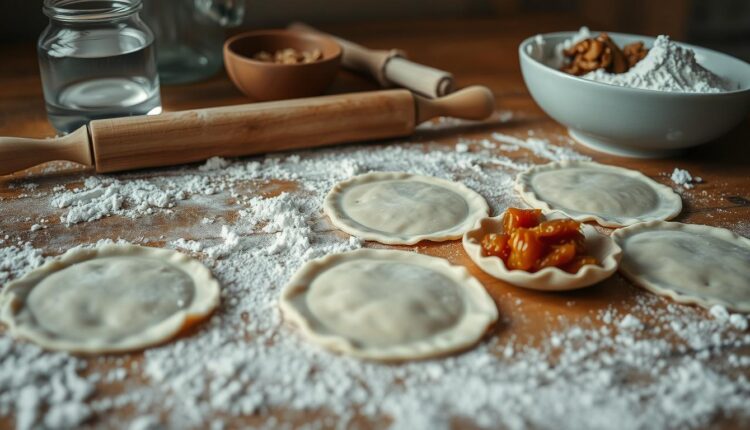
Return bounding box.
[289,22,454,98]
[0,86,494,176]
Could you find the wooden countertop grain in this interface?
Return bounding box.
[0,13,749,429]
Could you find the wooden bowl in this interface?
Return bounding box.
[223,29,342,101]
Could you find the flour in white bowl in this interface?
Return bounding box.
[582,35,732,93]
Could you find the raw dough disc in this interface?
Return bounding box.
[515,161,681,227]
[0,244,220,353]
[279,249,498,361]
[612,221,750,312]
[323,172,490,245]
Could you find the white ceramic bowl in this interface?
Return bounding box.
[519,31,750,158]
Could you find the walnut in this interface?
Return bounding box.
[253,48,323,64]
[253,51,274,62]
[623,41,649,68]
[561,33,647,76]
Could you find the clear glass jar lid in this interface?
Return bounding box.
[43,0,142,23]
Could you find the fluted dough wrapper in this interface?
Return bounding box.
[279,249,498,361]
[515,161,681,227]
[613,222,750,312]
[0,244,220,353]
[324,172,490,245]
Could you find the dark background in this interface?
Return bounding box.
[2,0,749,61]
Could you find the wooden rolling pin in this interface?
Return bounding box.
[289,22,453,98]
[0,86,494,175]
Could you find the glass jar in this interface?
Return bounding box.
[38,0,162,133]
[141,0,245,85]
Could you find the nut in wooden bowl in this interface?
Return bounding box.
[223,29,342,101]
[462,210,622,291]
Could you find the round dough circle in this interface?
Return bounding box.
[612,221,750,312]
[279,249,498,361]
[323,172,490,245]
[0,244,220,353]
[515,161,681,227]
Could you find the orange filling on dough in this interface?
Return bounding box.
[481,208,599,273]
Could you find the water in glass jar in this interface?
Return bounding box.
[38,27,161,133]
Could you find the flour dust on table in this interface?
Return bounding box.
[669,167,703,189]
[1,133,750,429]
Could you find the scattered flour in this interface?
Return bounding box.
[709,306,748,331]
[618,314,643,331]
[730,314,749,331]
[170,238,204,253]
[670,167,702,189]
[0,242,47,285]
[0,338,93,430]
[1,136,749,429]
[46,141,530,227]
[50,175,221,225]
[418,110,514,131]
[492,132,590,162]
[582,35,732,93]
[198,156,231,172]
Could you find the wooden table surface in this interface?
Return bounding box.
[1,13,749,429]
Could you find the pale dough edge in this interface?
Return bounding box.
[462,213,622,291]
[0,244,221,354]
[323,172,491,245]
[612,221,750,313]
[514,161,682,228]
[279,248,499,362]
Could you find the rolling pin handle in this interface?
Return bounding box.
[0,126,93,176]
[414,85,496,124]
[289,21,402,87]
